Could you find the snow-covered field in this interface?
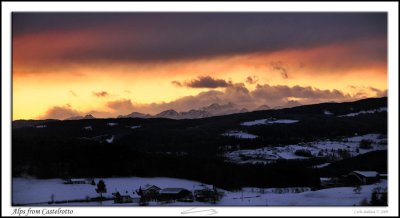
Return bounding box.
[222,130,258,139]
[13,177,205,206]
[130,125,141,129]
[338,107,387,117]
[224,134,387,165]
[220,180,386,206]
[241,118,299,126]
[12,177,387,206]
[222,118,299,140]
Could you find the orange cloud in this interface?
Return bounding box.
[37,105,81,120]
[93,91,109,97]
[245,76,259,85]
[107,99,134,110]
[174,76,233,89]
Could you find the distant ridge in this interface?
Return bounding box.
[66,114,96,120]
[119,102,250,119]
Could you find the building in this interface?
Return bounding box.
[142,184,161,195]
[159,188,193,202]
[379,174,388,179]
[63,178,94,185]
[114,195,133,204]
[347,171,380,185]
[63,178,86,184]
[114,195,134,203]
[136,184,161,201]
[194,185,222,202]
[113,191,140,204]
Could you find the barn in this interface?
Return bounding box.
[159,188,193,202]
[194,185,221,202]
[348,171,380,185]
[114,195,133,204]
[136,184,161,201]
[63,178,93,184]
[142,184,161,195]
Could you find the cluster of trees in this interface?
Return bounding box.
[359,187,387,206]
[294,149,313,157]
[370,187,388,206]
[13,134,323,190]
[359,139,373,149]
[318,151,387,177]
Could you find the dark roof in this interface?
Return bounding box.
[69,178,86,181]
[142,184,161,191]
[160,188,190,194]
[352,171,379,178]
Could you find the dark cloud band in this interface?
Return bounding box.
[14,13,387,63]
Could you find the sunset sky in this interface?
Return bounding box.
[12,13,387,120]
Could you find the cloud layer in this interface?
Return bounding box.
[173,76,232,88]
[38,82,385,120]
[38,106,81,120]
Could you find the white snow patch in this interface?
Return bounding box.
[130,125,141,129]
[313,163,331,168]
[324,110,334,115]
[268,119,299,124]
[339,107,387,117]
[241,118,298,126]
[240,119,269,126]
[107,122,118,126]
[35,125,47,128]
[106,135,114,144]
[277,151,309,160]
[346,134,382,142]
[222,131,258,139]
[83,126,92,131]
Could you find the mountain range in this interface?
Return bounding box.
[65,114,96,120]
[118,102,250,119]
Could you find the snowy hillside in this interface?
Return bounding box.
[222,131,258,139]
[241,118,299,126]
[338,107,387,117]
[224,134,387,165]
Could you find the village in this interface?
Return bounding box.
[35,169,386,206]
[56,178,224,205]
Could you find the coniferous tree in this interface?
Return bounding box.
[96,180,107,198]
